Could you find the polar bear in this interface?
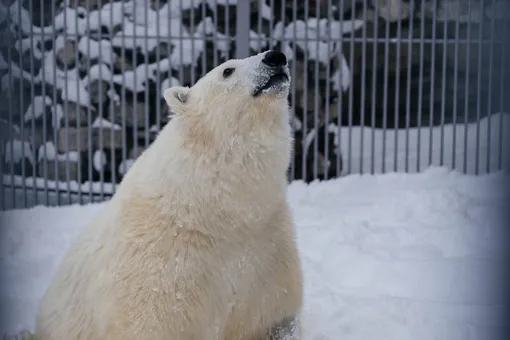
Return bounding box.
[34,50,303,340]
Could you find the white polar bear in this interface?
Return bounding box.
[34,50,303,340]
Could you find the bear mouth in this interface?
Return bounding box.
[253,73,290,97]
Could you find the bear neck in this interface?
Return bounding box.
[116,110,292,229]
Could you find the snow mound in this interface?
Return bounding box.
[0,167,508,339]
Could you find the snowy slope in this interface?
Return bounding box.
[0,167,508,339]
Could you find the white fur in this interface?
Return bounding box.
[34,51,303,340]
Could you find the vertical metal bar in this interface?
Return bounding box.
[312,0,320,180]
[28,0,37,205]
[212,0,218,67]
[36,1,47,204]
[347,0,355,174]
[474,1,484,175]
[281,0,293,178]
[225,0,231,58]
[451,0,461,171]
[0,130,3,209]
[428,0,438,168]
[359,0,367,174]
[416,0,426,172]
[485,0,496,174]
[393,0,403,173]
[324,0,332,180]
[63,0,71,201]
[167,0,172,90]
[16,0,27,207]
[51,0,60,205]
[0,148,3,209]
[179,0,184,85]
[335,0,345,178]
[439,0,448,168]
[120,0,127,194]
[381,0,390,173]
[199,0,205,79]
[235,0,250,58]
[98,0,106,199]
[257,0,263,51]
[462,0,472,173]
[302,0,310,181]
[290,0,297,181]
[131,0,139,170]
[498,1,508,171]
[278,0,285,50]
[269,0,275,49]
[7,28,15,208]
[190,0,196,84]
[370,0,379,174]
[86,0,93,200]
[75,2,82,203]
[155,0,162,133]
[404,1,415,173]
[144,0,150,149]
[109,0,117,192]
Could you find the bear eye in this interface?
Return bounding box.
[223,67,235,78]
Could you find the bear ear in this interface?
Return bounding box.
[163,86,190,115]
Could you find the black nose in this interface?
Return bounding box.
[262,50,287,67]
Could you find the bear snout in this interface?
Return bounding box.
[262,50,287,68]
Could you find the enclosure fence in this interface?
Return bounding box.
[1,0,509,210]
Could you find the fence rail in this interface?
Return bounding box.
[1,0,509,210]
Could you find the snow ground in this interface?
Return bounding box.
[0,167,509,339]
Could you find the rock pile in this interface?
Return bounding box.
[0,0,507,189]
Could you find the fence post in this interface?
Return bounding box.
[235,1,251,59]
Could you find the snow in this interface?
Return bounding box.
[81,63,113,85]
[50,105,65,130]
[52,7,90,36]
[14,38,41,59]
[249,30,268,52]
[3,140,35,165]
[1,175,116,196]
[36,142,56,163]
[329,112,510,175]
[92,150,107,172]
[84,1,127,31]
[0,167,508,339]
[4,0,363,99]
[110,9,206,61]
[111,58,178,92]
[273,18,364,66]
[37,142,80,163]
[77,37,116,66]
[332,56,351,92]
[7,1,54,35]
[19,50,93,109]
[91,117,122,131]
[107,88,121,105]
[22,96,53,123]
[260,2,273,20]
[271,18,363,90]
[60,78,91,108]
[118,158,136,175]
[112,65,151,92]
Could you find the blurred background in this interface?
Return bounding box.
[1,0,509,209]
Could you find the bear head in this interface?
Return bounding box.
[162,50,292,146]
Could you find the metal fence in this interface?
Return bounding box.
[1,0,509,210]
